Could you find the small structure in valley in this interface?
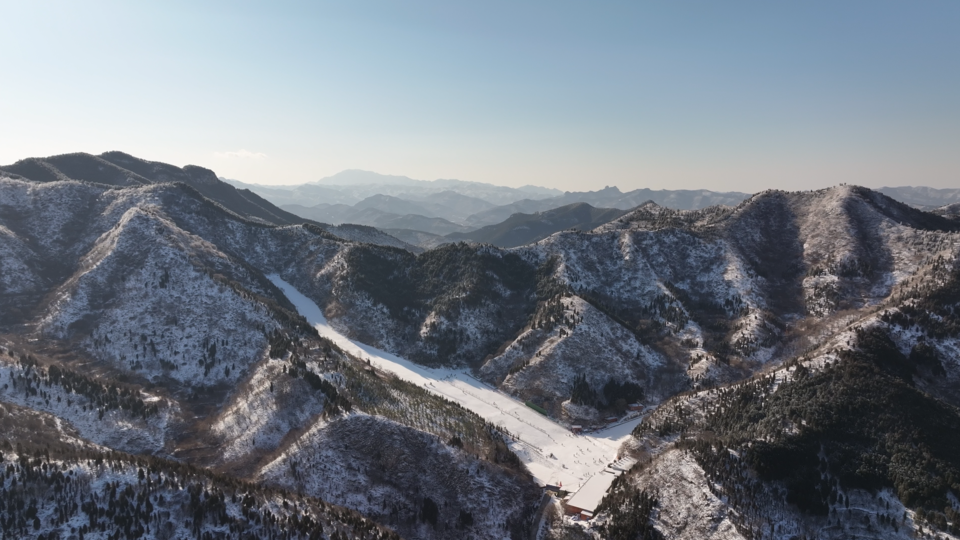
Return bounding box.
[562,471,619,520]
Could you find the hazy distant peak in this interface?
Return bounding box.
[310,170,565,199]
[517,184,563,196]
[568,185,622,195]
[354,193,409,205]
[314,169,420,186]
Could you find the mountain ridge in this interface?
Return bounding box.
[3,153,960,539]
[0,152,420,253]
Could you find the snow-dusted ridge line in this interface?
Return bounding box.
[267,274,643,491]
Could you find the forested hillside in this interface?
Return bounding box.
[3,154,960,539]
[0,165,541,540]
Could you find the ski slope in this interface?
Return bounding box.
[268,275,644,490]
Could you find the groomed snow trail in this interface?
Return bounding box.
[268,275,643,490]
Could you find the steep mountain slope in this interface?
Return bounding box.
[446,202,628,248]
[200,319,541,540]
[0,400,400,540]
[586,201,960,538]
[478,294,664,417]
[0,344,178,456]
[259,415,539,540]
[0,179,311,389]
[608,321,960,539]
[308,242,540,369]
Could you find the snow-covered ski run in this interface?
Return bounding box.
[268,275,644,491]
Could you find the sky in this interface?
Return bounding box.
[1,1,958,192]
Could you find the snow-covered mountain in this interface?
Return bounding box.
[283,184,960,538]
[3,153,960,539]
[0,152,418,253]
[0,399,397,540]
[309,186,957,408]
[0,164,541,539]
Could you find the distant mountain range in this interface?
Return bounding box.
[458,185,752,228]
[446,202,629,248]
[877,186,960,210]
[281,191,496,232]
[225,170,562,207]
[226,173,960,253]
[227,172,754,240]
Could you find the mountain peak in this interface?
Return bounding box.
[567,185,622,195]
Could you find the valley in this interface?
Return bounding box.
[268,274,644,490]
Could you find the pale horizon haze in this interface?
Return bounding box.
[1,1,958,193]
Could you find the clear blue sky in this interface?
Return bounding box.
[2,1,958,192]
